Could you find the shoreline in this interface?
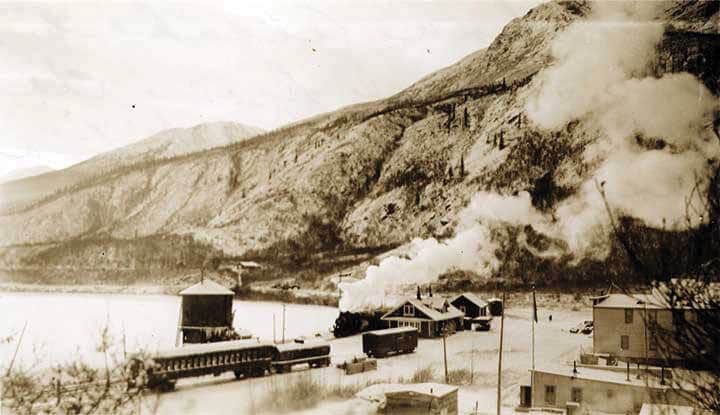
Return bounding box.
[0,282,595,310]
[0,282,341,307]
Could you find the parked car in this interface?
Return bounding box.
[570,320,593,334]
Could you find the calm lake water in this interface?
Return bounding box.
[0,292,339,368]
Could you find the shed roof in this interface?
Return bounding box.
[179,279,234,296]
[382,297,464,321]
[239,261,261,268]
[451,292,488,308]
[357,382,457,401]
[532,364,695,390]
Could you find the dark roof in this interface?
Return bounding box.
[451,292,488,308]
[179,279,234,296]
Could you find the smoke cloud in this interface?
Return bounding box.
[339,1,720,311]
[528,1,720,258]
[339,192,546,311]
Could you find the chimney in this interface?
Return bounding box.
[417,285,422,300]
[428,284,433,298]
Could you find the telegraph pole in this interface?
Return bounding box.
[442,326,449,383]
[282,304,286,343]
[496,291,506,415]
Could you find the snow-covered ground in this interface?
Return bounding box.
[152,307,592,415]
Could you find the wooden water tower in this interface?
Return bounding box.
[176,278,235,345]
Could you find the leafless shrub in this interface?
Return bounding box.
[1,322,157,414]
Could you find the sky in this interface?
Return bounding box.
[0,0,541,176]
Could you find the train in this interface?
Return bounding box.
[130,339,331,391]
[332,310,388,337]
[362,327,418,358]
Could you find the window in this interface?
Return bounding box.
[649,332,658,351]
[403,304,415,316]
[625,309,634,324]
[647,310,658,327]
[544,385,556,405]
[571,387,583,403]
[399,320,420,332]
[621,335,630,350]
[459,305,466,314]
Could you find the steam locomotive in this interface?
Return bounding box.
[332,310,388,337]
[130,339,331,391]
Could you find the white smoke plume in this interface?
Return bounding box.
[527,1,720,258]
[339,192,546,311]
[339,1,720,312]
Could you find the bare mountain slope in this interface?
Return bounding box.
[1,1,718,286]
[0,121,263,207]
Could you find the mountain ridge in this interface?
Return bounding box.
[0,121,263,208]
[0,0,718,289]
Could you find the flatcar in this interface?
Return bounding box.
[362,327,418,358]
[272,340,331,373]
[135,340,276,391]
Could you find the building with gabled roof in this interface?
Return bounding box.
[178,278,235,345]
[450,292,492,330]
[381,294,464,338]
[525,363,695,415]
[592,290,719,365]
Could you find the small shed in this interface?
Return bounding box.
[487,297,504,317]
[357,383,458,415]
[178,279,235,345]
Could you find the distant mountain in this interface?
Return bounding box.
[73,121,265,175]
[1,165,55,183]
[0,121,263,207]
[0,0,718,287]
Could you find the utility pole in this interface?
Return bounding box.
[282,304,286,344]
[496,291,506,415]
[470,339,475,384]
[442,326,449,383]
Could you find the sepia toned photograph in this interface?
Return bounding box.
[1,0,719,414]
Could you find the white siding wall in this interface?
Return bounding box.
[531,371,691,414]
[593,307,676,360]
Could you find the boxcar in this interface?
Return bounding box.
[272,340,331,373]
[362,327,418,358]
[139,340,276,390]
